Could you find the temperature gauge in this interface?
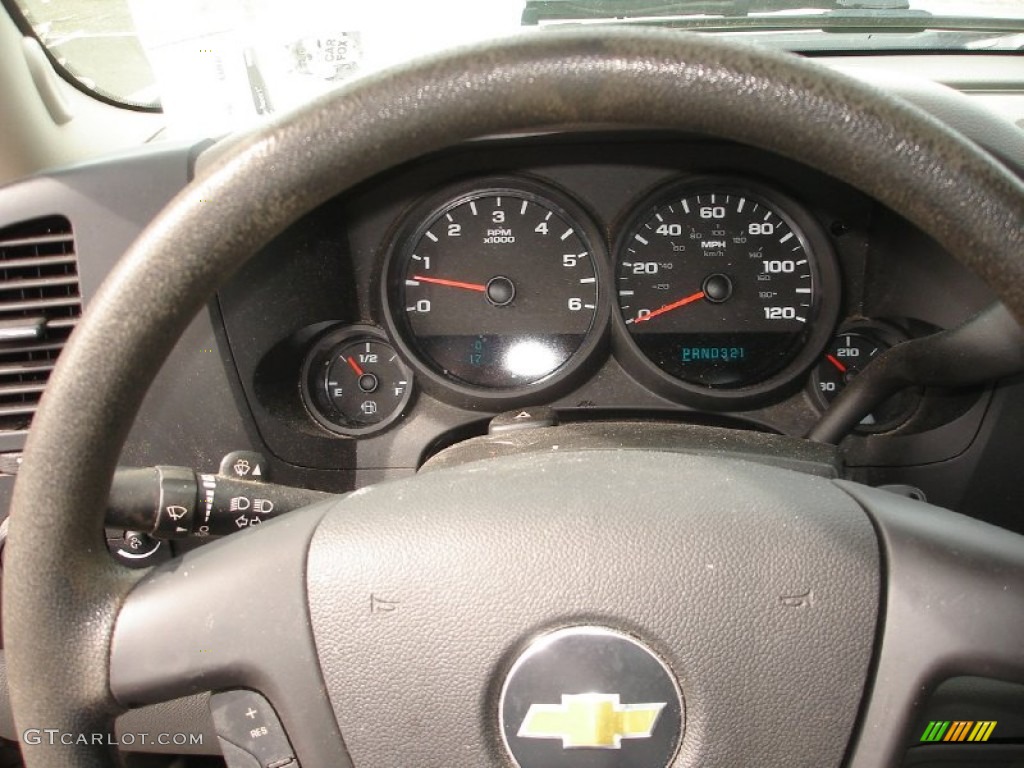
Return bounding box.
[811,328,917,431]
[302,327,413,436]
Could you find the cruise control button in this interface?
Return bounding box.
[210,689,297,768]
[106,530,168,568]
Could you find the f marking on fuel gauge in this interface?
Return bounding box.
[302,326,414,436]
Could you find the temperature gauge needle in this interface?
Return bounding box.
[412,275,487,292]
[630,290,706,325]
[346,356,365,377]
[826,354,847,373]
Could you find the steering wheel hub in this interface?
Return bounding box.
[499,626,684,768]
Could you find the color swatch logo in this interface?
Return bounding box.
[920,721,997,743]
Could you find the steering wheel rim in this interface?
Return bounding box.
[4,27,1024,768]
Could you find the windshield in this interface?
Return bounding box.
[7,0,1024,134]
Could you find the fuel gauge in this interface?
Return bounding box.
[812,328,918,432]
[303,327,413,436]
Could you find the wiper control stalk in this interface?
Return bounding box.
[107,465,330,539]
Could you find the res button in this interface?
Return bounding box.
[210,689,297,768]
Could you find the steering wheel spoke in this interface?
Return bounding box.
[838,483,1024,767]
[109,504,351,767]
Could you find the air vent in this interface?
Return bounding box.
[0,216,80,432]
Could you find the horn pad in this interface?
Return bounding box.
[306,451,879,768]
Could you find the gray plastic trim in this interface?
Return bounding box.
[837,482,1024,768]
[20,37,72,126]
[109,503,351,768]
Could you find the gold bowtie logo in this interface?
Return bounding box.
[518,693,665,749]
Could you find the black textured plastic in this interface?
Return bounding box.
[424,421,841,477]
[109,505,350,768]
[810,303,1024,443]
[210,690,294,768]
[307,451,879,768]
[837,482,1024,768]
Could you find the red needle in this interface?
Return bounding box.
[347,356,365,377]
[826,354,847,374]
[632,290,706,325]
[412,275,487,292]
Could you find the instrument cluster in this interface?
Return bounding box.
[303,173,849,434]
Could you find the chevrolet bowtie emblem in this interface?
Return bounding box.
[499,627,683,768]
[518,693,666,749]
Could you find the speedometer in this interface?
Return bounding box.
[614,179,839,404]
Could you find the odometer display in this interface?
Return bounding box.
[615,181,837,396]
[386,183,605,395]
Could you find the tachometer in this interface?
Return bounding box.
[614,179,839,405]
[383,180,608,404]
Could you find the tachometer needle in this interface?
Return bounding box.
[826,354,847,374]
[411,275,487,292]
[347,356,365,377]
[631,290,706,325]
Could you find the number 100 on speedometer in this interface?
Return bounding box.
[615,181,838,397]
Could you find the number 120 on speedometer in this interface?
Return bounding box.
[615,180,839,397]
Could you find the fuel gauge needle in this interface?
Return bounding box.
[411,275,487,292]
[629,290,706,325]
[346,356,365,377]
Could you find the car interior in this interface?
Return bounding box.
[0,1,1022,767]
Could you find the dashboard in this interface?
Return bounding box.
[0,62,1020,537]
[0,113,1020,537]
[213,133,1003,501]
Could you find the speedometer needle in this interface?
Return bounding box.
[630,290,706,325]
[411,275,487,292]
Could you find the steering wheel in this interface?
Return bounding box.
[5,27,1024,768]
